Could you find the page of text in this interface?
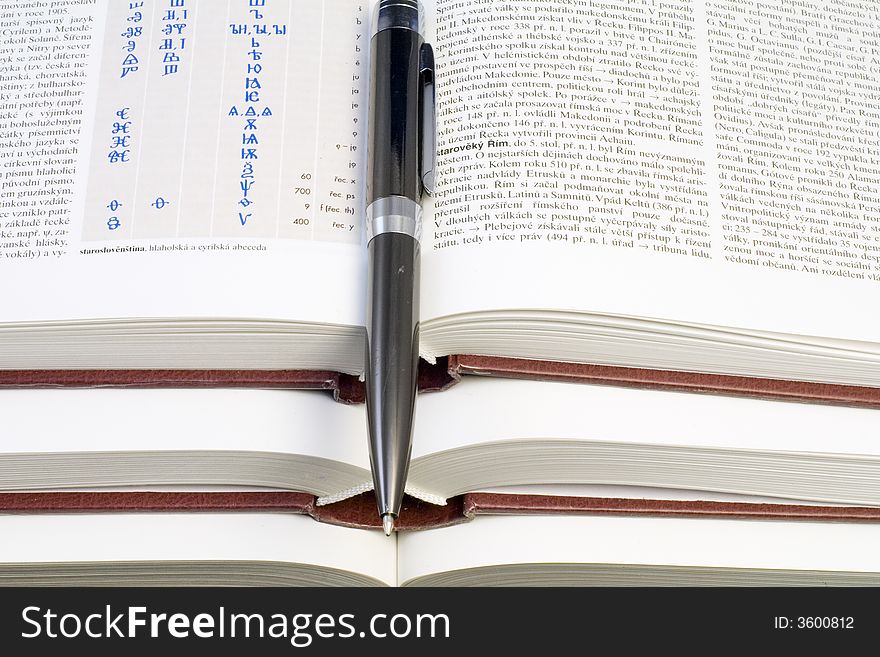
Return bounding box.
[0,0,368,326]
[422,0,880,342]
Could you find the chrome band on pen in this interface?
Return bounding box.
[372,0,426,38]
[365,196,423,243]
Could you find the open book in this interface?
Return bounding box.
[3,512,880,586]
[2,0,880,393]
[4,377,880,507]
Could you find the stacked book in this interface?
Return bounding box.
[3,381,880,586]
[3,0,880,585]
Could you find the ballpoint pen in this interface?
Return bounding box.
[365,0,436,536]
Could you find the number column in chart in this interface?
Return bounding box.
[275,1,368,244]
[304,4,366,244]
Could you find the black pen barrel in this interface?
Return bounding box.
[365,0,428,530]
[365,233,420,519]
[367,6,424,204]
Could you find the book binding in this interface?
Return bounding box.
[3,491,878,531]
[3,355,880,407]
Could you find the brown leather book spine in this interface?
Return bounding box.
[2,491,879,530]
[5,355,876,409]
[448,355,880,409]
[0,369,340,391]
[0,357,460,404]
[461,492,880,522]
[0,491,468,531]
[0,491,316,513]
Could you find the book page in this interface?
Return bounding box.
[0,387,368,467]
[411,375,880,458]
[473,484,860,507]
[0,387,372,496]
[0,513,396,585]
[0,0,368,326]
[421,0,880,342]
[398,514,880,584]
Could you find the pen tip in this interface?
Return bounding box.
[382,514,395,536]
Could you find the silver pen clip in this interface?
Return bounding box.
[419,42,436,197]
